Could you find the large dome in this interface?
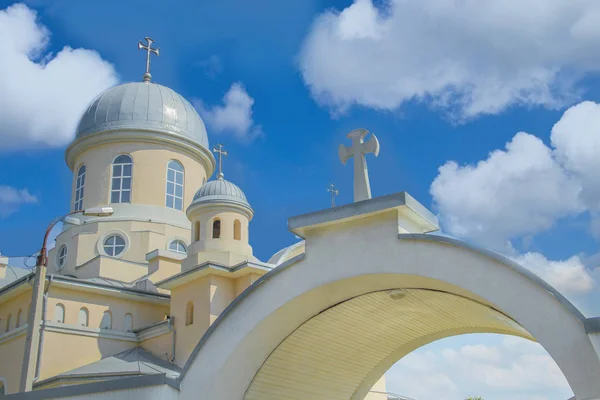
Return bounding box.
[76,82,209,149]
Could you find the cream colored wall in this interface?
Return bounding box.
[48,219,190,281]
[37,331,135,382]
[140,332,174,361]
[185,209,252,268]
[0,334,25,394]
[70,141,206,211]
[170,277,210,366]
[234,273,261,297]
[47,287,168,331]
[0,291,30,334]
[147,257,182,285]
[364,376,387,400]
[209,276,235,325]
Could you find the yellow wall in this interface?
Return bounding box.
[170,277,210,366]
[47,287,168,331]
[209,276,235,325]
[0,291,31,334]
[140,331,174,361]
[0,334,25,394]
[70,142,206,211]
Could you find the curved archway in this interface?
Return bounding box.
[178,234,600,400]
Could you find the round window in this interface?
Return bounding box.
[103,235,126,257]
[169,240,187,255]
[57,245,67,269]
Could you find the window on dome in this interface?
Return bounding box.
[111,155,132,204]
[78,308,89,327]
[185,301,194,326]
[166,160,184,210]
[16,309,22,328]
[103,235,126,257]
[123,313,133,332]
[74,165,86,211]
[100,311,112,330]
[54,304,65,324]
[194,221,200,242]
[169,240,187,255]
[234,220,241,241]
[57,245,67,269]
[5,314,11,332]
[212,219,221,239]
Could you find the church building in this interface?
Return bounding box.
[0,39,395,399]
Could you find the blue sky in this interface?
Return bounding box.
[2,0,600,398]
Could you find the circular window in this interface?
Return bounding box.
[103,235,126,257]
[57,245,67,269]
[169,240,187,255]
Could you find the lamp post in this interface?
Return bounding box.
[19,207,114,392]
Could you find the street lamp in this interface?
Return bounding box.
[19,207,114,392]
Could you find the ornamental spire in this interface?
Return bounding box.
[138,37,160,83]
[213,143,228,179]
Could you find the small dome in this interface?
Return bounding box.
[76,82,208,149]
[189,176,252,214]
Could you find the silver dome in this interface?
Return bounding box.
[76,82,208,149]
[189,176,252,212]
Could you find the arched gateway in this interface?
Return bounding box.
[178,192,600,400]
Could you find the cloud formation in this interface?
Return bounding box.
[299,0,600,119]
[195,83,262,142]
[387,336,572,400]
[0,3,118,151]
[0,185,38,217]
[430,101,600,295]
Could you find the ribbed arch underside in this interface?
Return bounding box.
[244,289,533,400]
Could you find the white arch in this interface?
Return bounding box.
[178,234,600,400]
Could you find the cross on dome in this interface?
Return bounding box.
[138,37,160,83]
[213,143,228,179]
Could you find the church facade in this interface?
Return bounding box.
[0,43,392,399]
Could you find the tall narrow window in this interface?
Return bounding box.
[185,302,194,326]
[212,219,221,239]
[5,314,11,332]
[16,309,22,328]
[0,379,5,395]
[233,219,241,241]
[166,160,184,210]
[194,221,200,242]
[74,165,86,211]
[57,245,67,269]
[123,313,133,332]
[100,311,112,329]
[78,308,89,327]
[54,304,65,323]
[111,155,132,203]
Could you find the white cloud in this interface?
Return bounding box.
[0,3,118,151]
[195,82,262,142]
[0,185,38,217]
[299,0,600,119]
[387,336,572,400]
[430,132,582,250]
[515,252,594,294]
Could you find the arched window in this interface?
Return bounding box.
[0,319,3,334]
[100,311,112,330]
[194,221,200,242]
[169,240,187,255]
[123,313,133,332]
[233,219,241,241]
[111,155,132,203]
[54,304,65,323]
[5,314,11,332]
[74,165,86,211]
[185,301,194,326]
[78,308,89,327]
[57,245,67,269]
[166,160,184,210]
[103,235,126,257]
[16,309,22,328]
[212,219,221,239]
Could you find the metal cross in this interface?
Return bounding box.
[327,183,339,208]
[138,37,160,83]
[213,143,228,179]
[338,128,380,202]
